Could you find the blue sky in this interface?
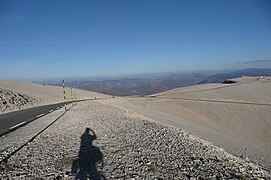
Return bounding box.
[0,0,271,79]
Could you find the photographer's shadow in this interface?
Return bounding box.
[71,128,105,180]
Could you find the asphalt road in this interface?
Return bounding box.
[0,97,112,137]
[0,101,72,136]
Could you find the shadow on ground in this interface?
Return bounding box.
[71,128,105,180]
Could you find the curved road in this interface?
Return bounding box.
[154,80,256,97]
[145,96,271,106]
[0,98,111,136]
[0,101,72,136]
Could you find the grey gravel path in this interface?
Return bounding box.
[0,101,270,179]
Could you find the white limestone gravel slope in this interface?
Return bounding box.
[0,101,269,179]
[120,76,271,171]
[0,88,36,114]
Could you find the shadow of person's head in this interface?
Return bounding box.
[82,128,96,143]
[85,127,90,134]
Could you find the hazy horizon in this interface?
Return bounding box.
[1,60,271,81]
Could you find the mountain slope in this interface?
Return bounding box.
[199,68,271,84]
[113,76,271,170]
[64,73,209,96]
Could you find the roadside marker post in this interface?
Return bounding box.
[71,88,73,104]
[62,80,67,111]
[74,91,76,104]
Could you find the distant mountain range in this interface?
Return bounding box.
[199,68,271,84]
[37,68,271,96]
[62,72,210,96]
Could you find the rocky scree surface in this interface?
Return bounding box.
[0,88,37,114]
[0,101,270,179]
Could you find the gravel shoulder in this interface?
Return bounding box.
[100,97,271,171]
[0,101,270,179]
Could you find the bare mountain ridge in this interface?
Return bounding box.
[37,68,271,96]
[199,68,271,84]
[0,88,36,114]
[63,72,209,96]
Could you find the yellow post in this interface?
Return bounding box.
[71,88,73,104]
[62,80,67,111]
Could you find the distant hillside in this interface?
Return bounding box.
[199,68,271,84]
[37,68,271,96]
[64,73,209,96]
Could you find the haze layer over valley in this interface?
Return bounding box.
[39,68,271,96]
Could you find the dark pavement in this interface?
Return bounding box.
[0,97,112,137]
[0,101,72,136]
